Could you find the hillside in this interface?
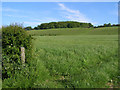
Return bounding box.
[31,33,118,88]
[2,26,119,88]
[28,27,118,36]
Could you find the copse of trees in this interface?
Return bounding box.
[94,23,119,28]
[33,21,93,30]
[24,26,33,30]
[24,21,119,30]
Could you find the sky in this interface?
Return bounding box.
[1,2,119,28]
[1,0,120,2]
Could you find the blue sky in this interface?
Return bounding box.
[2,2,118,27]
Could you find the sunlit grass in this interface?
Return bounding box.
[32,35,118,88]
[2,27,118,88]
[28,27,118,36]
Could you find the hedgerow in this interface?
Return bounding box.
[2,24,33,79]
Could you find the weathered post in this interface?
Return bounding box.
[21,47,25,64]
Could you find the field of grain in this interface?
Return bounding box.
[2,27,118,88]
[29,27,118,88]
[28,27,118,36]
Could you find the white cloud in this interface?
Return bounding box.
[30,18,42,22]
[30,17,59,23]
[4,14,60,27]
[58,3,97,24]
[1,0,119,2]
[23,21,41,27]
[2,7,19,12]
[58,3,80,14]
[42,17,59,22]
[5,14,28,18]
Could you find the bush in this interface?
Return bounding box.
[2,24,33,79]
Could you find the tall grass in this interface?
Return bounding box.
[28,27,118,36]
[32,35,118,88]
[2,27,118,88]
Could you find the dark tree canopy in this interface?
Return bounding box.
[94,23,118,28]
[33,21,93,30]
[24,21,118,30]
[25,26,33,30]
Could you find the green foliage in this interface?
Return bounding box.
[104,24,107,27]
[34,21,93,30]
[88,23,93,27]
[25,26,33,30]
[28,27,118,36]
[32,35,118,88]
[2,45,63,88]
[107,23,111,27]
[2,60,37,88]
[2,24,33,79]
[96,23,117,28]
[34,26,39,30]
[2,26,119,88]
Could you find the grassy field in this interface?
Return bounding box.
[28,27,118,88]
[28,27,118,36]
[2,27,118,88]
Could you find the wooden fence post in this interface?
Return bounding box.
[21,47,25,64]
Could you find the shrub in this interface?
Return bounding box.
[25,26,33,30]
[2,24,33,79]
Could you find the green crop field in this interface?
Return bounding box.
[28,27,118,36]
[27,27,118,88]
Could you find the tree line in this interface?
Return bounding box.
[24,21,119,30]
[94,23,119,28]
[25,21,93,30]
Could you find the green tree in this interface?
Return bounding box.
[107,23,111,27]
[40,23,49,29]
[25,26,32,30]
[88,23,93,27]
[34,21,94,29]
[104,24,107,27]
[34,27,39,30]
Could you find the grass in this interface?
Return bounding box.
[2,27,119,88]
[32,34,118,88]
[28,27,118,36]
